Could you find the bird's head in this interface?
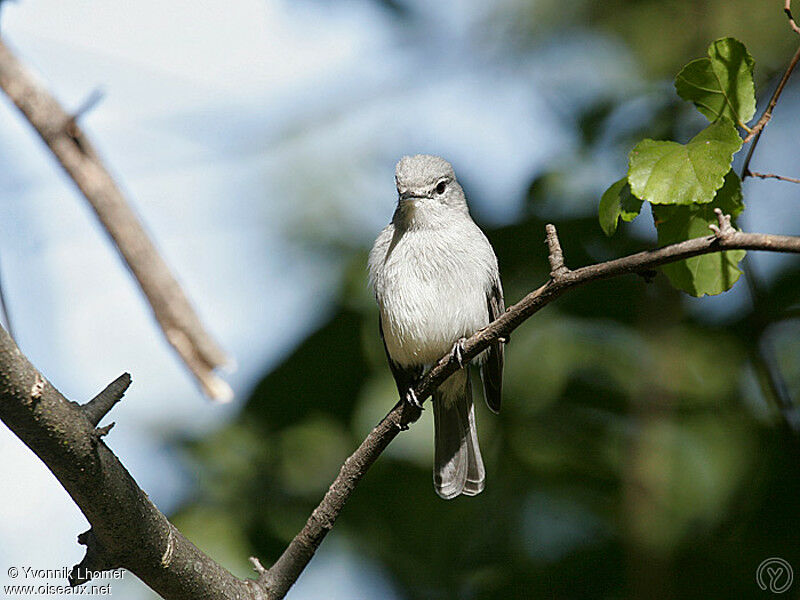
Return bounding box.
[394,155,468,222]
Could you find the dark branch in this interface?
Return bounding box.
[0,39,232,401]
[737,12,800,434]
[82,373,131,426]
[64,88,105,139]
[0,326,260,599]
[69,529,118,587]
[263,225,800,599]
[1,217,798,599]
[741,42,800,152]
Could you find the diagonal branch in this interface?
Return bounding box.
[741,42,800,149]
[1,224,798,600]
[0,327,262,599]
[786,0,800,36]
[0,38,231,401]
[261,225,800,599]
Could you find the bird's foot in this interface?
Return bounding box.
[451,337,468,368]
[395,421,410,431]
[405,388,423,409]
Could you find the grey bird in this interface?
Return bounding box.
[368,154,504,499]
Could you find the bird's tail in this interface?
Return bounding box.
[433,369,485,499]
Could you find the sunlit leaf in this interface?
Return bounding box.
[628,119,742,205]
[652,171,745,296]
[675,37,756,125]
[599,178,643,236]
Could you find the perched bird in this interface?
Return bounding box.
[368,154,504,499]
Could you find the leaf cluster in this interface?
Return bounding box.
[600,38,756,297]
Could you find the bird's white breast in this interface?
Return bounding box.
[369,221,497,367]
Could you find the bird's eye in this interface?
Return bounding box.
[435,181,447,195]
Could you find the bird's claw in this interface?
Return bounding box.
[405,388,423,409]
[451,337,467,368]
[395,421,410,431]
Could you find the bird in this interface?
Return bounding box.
[368,154,504,499]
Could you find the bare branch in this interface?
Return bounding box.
[736,8,800,438]
[545,224,570,280]
[2,223,799,599]
[746,171,800,184]
[0,39,232,401]
[786,0,800,35]
[0,325,262,599]
[263,226,800,599]
[82,373,131,426]
[741,43,800,152]
[708,208,735,239]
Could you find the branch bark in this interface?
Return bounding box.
[0,38,231,401]
[261,226,800,598]
[1,224,799,600]
[0,326,264,599]
[746,171,800,184]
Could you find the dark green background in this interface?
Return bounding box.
[173,2,800,598]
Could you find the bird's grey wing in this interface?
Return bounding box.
[379,317,422,397]
[480,280,504,414]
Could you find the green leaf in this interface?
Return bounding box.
[628,119,742,206]
[675,37,756,126]
[599,178,643,236]
[652,171,746,297]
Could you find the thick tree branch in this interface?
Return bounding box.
[0,38,231,401]
[0,327,264,599]
[263,225,800,599]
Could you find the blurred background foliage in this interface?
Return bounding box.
[171,1,800,598]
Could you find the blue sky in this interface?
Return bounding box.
[1,1,797,598]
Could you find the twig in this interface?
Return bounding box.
[737,15,800,436]
[786,0,800,35]
[82,373,131,426]
[753,332,797,431]
[708,208,735,239]
[545,224,570,280]
[2,224,799,600]
[0,39,232,401]
[741,43,800,153]
[745,171,800,184]
[65,88,105,138]
[0,252,14,341]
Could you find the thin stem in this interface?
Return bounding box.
[786,0,800,36]
[741,43,800,159]
[746,171,800,184]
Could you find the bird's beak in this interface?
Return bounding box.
[398,191,424,207]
